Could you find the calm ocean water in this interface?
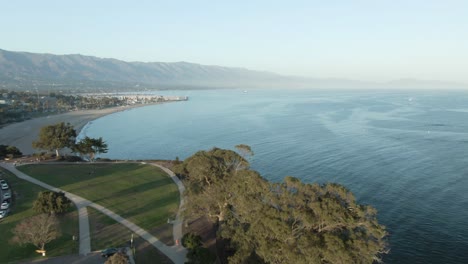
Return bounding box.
[81,89,468,263]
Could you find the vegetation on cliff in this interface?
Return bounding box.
[175,147,388,263]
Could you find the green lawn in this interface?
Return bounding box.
[0,167,78,263]
[88,206,130,250]
[87,207,173,264]
[18,163,180,237]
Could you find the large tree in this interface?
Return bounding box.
[174,147,253,222]
[223,177,388,263]
[12,214,61,255]
[33,191,72,215]
[175,146,388,263]
[32,122,77,157]
[74,136,108,162]
[234,144,254,172]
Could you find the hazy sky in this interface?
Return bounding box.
[2,1,467,82]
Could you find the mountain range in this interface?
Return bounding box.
[0,49,465,92]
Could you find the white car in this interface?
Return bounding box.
[0,201,9,210]
[0,180,8,190]
[3,192,11,199]
[0,209,7,218]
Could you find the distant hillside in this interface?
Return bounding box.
[0,49,287,92]
[0,49,466,92]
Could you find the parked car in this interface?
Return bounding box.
[0,180,8,190]
[3,192,11,199]
[0,209,8,218]
[101,248,118,258]
[0,201,9,210]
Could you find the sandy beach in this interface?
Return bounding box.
[0,103,160,155]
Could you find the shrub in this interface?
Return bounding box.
[0,144,22,159]
[182,233,202,249]
[186,247,216,264]
[105,252,128,264]
[61,155,83,162]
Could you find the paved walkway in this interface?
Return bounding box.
[0,163,92,255]
[151,164,186,245]
[0,162,187,264]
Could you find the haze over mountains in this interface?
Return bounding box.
[0,49,465,92]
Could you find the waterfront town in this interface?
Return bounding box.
[0,89,188,126]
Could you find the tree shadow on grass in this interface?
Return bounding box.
[90,177,175,203]
[119,191,179,220]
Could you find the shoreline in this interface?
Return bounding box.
[0,102,169,155]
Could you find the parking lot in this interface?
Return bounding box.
[0,173,12,219]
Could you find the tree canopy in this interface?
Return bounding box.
[174,146,388,263]
[32,122,76,157]
[74,136,108,162]
[175,148,254,222]
[33,191,72,215]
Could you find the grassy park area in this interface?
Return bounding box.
[0,167,78,263]
[88,207,173,264]
[18,163,180,238]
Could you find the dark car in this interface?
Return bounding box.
[101,248,118,258]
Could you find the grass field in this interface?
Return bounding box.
[0,167,78,263]
[87,207,173,264]
[18,163,180,237]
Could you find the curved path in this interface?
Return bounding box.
[0,162,187,264]
[150,163,186,245]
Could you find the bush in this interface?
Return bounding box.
[61,155,83,162]
[182,233,215,264]
[182,233,202,249]
[173,156,182,165]
[0,144,22,159]
[95,157,113,162]
[105,252,128,264]
[32,152,55,161]
[186,247,216,264]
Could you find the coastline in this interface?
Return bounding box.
[0,102,166,155]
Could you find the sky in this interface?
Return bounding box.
[2,0,468,83]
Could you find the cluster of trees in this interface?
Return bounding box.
[0,90,41,125]
[32,122,108,161]
[12,191,73,255]
[0,90,66,125]
[174,146,388,263]
[0,144,22,159]
[52,93,124,111]
[0,89,127,126]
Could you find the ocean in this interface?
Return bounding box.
[80,89,468,263]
